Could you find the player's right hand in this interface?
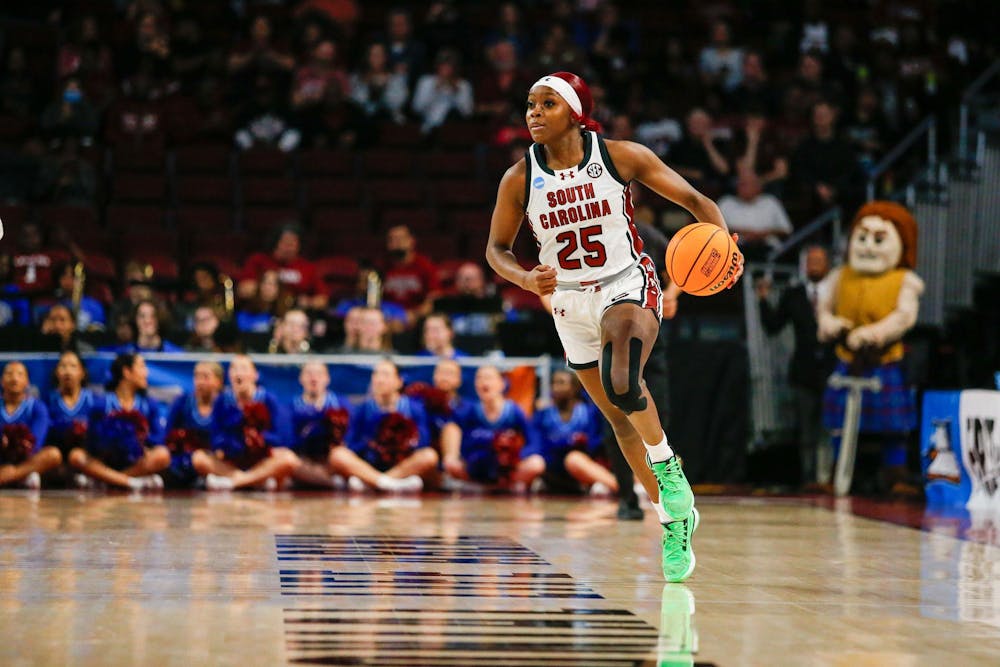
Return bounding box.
[523,264,557,296]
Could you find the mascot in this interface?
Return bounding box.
[817,201,924,495]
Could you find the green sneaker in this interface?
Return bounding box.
[647,454,694,520]
[661,507,699,583]
[657,583,697,667]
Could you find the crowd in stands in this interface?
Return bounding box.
[0,0,992,357]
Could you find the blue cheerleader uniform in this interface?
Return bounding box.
[456,399,536,483]
[290,392,353,462]
[347,395,431,471]
[45,389,102,455]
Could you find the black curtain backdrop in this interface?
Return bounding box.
[667,339,749,484]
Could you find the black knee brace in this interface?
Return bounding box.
[601,337,647,415]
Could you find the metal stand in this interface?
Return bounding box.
[828,373,883,497]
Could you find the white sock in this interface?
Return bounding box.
[375,474,397,491]
[330,474,346,490]
[649,494,671,523]
[127,476,146,490]
[395,475,423,493]
[347,476,366,492]
[644,433,674,463]
[205,473,235,491]
[24,472,41,489]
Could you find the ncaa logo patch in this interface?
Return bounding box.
[586,163,603,178]
[532,176,545,189]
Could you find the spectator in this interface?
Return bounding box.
[698,20,744,93]
[332,264,408,333]
[432,262,503,337]
[634,99,683,158]
[291,40,351,142]
[789,51,842,118]
[380,225,441,326]
[197,355,299,491]
[108,261,158,333]
[104,69,168,151]
[58,14,116,106]
[118,11,172,82]
[163,361,224,488]
[589,2,638,101]
[336,359,438,492]
[7,222,69,296]
[227,15,295,85]
[669,108,730,194]
[729,51,778,117]
[334,306,394,354]
[237,270,290,334]
[176,261,227,332]
[414,358,469,456]
[380,8,427,86]
[185,305,221,352]
[349,42,409,124]
[238,224,327,310]
[732,115,789,194]
[718,169,794,260]
[234,74,302,152]
[418,313,466,359]
[798,0,831,54]
[756,245,837,487]
[40,261,106,332]
[119,299,182,354]
[288,360,353,489]
[789,100,862,219]
[842,87,892,175]
[421,0,467,59]
[485,2,532,56]
[34,139,98,204]
[527,23,587,79]
[0,46,39,121]
[40,304,95,354]
[475,39,531,120]
[40,78,100,149]
[0,361,58,489]
[444,365,540,490]
[268,308,313,354]
[69,353,170,490]
[170,14,216,95]
[411,49,473,134]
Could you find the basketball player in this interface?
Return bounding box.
[486,72,744,582]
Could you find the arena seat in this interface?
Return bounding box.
[111,173,167,204]
[421,151,479,178]
[297,148,355,178]
[241,177,296,207]
[303,179,362,208]
[418,235,460,262]
[238,147,290,175]
[188,231,248,262]
[106,205,164,233]
[377,121,423,148]
[242,207,298,235]
[432,179,490,209]
[311,208,373,236]
[367,180,424,207]
[174,144,232,174]
[113,145,165,173]
[175,206,233,234]
[175,175,234,205]
[36,205,99,230]
[361,149,416,177]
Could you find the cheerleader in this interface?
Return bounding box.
[533,369,614,494]
[0,361,59,488]
[68,353,170,490]
[163,361,224,488]
[446,365,541,489]
[196,354,299,490]
[337,358,438,492]
[289,361,352,488]
[45,351,100,475]
[404,358,469,458]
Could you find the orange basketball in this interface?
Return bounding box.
[665,222,739,296]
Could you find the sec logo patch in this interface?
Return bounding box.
[586,163,603,178]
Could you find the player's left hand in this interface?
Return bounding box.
[726,233,745,289]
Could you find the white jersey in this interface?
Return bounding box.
[524,131,644,284]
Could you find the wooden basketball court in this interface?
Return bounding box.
[2,491,998,665]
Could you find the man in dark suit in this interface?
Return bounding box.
[756,245,837,487]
